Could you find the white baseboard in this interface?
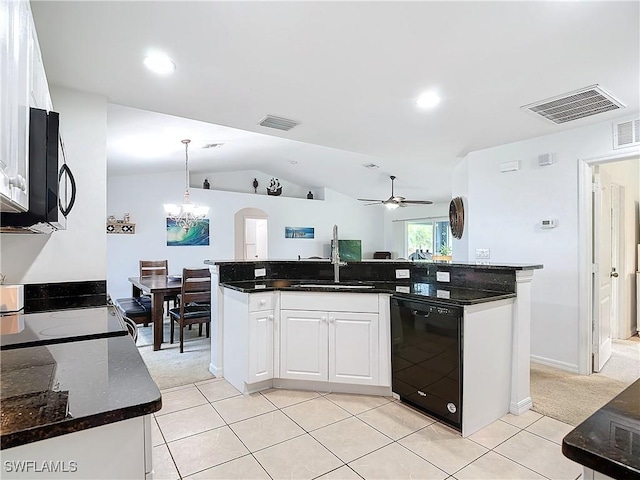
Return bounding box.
[510,397,533,415]
[531,355,580,374]
[209,363,222,377]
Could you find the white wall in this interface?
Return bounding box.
[452,158,470,261]
[458,114,640,371]
[600,158,639,338]
[0,87,108,284]
[107,172,385,299]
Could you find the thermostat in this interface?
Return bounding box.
[540,219,558,229]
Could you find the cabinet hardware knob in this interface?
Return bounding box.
[321,316,327,322]
[260,299,266,305]
[268,315,274,320]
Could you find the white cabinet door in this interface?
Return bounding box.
[0,0,32,212]
[248,310,274,383]
[30,26,52,110]
[329,312,379,385]
[280,310,328,381]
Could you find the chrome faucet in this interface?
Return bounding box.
[331,224,347,283]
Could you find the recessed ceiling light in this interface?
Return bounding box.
[363,163,379,169]
[143,53,176,75]
[289,160,298,165]
[416,91,441,109]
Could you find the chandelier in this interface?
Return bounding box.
[163,139,209,232]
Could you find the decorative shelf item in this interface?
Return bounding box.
[267,178,282,196]
[107,222,136,234]
[107,214,135,234]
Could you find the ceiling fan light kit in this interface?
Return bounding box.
[357,175,433,208]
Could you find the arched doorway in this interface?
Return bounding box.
[234,208,268,260]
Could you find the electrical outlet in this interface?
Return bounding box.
[475,248,490,259]
[395,269,410,279]
[436,271,450,282]
[254,268,266,277]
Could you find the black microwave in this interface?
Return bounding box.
[0,108,76,233]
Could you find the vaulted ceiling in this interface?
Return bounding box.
[31,1,639,203]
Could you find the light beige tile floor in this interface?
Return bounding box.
[152,379,583,480]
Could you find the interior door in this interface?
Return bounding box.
[244,218,268,260]
[592,168,612,372]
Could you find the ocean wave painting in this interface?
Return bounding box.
[167,218,210,246]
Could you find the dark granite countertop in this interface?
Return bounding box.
[562,379,640,479]
[0,335,162,449]
[1,306,127,350]
[206,259,543,271]
[220,279,516,306]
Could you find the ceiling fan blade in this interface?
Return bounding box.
[357,198,384,202]
[398,202,408,207]
[402,200,434,205]
[363,202,383,206]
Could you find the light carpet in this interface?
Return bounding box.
[530,336,639,426]
[135,321,215,390]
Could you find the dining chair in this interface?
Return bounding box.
[168,268,211,353]
[139,259,178,313]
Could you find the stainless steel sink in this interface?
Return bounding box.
[294,284,375,289]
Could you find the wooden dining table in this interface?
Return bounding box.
[128,275,182,351]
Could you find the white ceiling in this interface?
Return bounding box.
[31,1,640,204]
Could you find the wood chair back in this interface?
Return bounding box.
[139,260,168,278]
[180,268,211,306]
[169,268,211,352]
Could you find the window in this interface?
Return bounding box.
[406,218,452,259]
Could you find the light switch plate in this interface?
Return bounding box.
[254,268,266,277]
[395,286,410,294]
[436,271,450,282]
[436,289,451,299]
[475,248,490,259]
[395,269,410,279]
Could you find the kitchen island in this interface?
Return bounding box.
[205,259,541,437]
[0,306,161,479]
[562,378,640,480]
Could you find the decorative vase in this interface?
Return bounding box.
[307,191,313,199]
[203,178,210,189]
[253,178,259,193]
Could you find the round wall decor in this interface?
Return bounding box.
[449,196,465,239]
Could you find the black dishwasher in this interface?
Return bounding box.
[391,296,463,430]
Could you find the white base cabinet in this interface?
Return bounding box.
[221,289,391,394]
[1,416,152,479]
[223,289,276,393]
[280,309,379,385]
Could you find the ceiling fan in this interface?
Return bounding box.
[357,175,433,209]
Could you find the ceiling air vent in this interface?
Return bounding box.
[202,143,223,149]
[613,116,640,149]
[258,115,299,131]
[521,85,625,125]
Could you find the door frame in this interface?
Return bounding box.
[578,150,637,375]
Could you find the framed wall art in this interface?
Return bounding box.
[167,218,210,246]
